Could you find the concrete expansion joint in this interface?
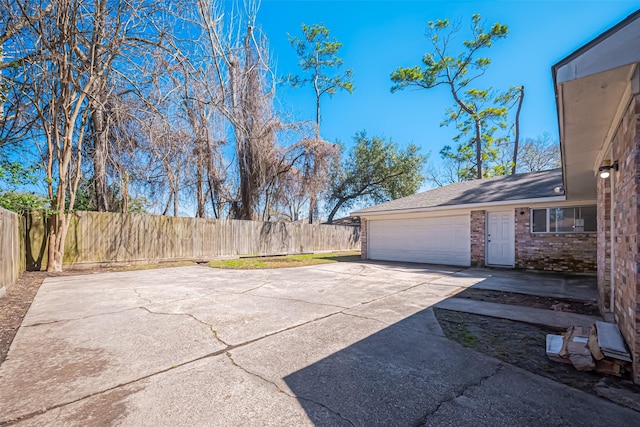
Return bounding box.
[210,327,230,347]
[225,351,288,394]
[296,395,357,427]
[1,311,347,426]
[353,280,433,309]
[340,311,387,325]
[138,306,207,327]
[22,307,140,328]
[135,287,223,306]
[240,281,271,294]
[238,292,349,310]
[0,347,236,426]
[137,306,230,346]
[133,288,153,304]
[414,363,504,426]
[224,351,356,426]
[306,264,368,277]
[138,306,231,345]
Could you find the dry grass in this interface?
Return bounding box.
[207,251,361,269]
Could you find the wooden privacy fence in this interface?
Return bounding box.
[0,207,25,294]
[25,211,361,270]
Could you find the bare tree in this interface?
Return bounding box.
[517,133,561,172]
[510,86,524,174]
[193,0,283,220]
[12,0,173,271]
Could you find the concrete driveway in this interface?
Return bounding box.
[0,262,637,426]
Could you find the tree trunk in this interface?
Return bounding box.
[162,191,172,216]
[173,183,179,217]
[327,197,348,224]
[90,3,108,211]
[314,52,321,139]
[474,120,483,179]
[121,172,129,213]
[511,86,524,175]
[46,214,61,272]
[92,104,109,212]
[315,91,321,139]
[308,195,316,224]
[196,140,206,218]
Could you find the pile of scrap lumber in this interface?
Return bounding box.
[546,321,632,376]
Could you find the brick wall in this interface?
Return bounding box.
[360,217,368,259]
[608,94,640,384]
[514,207,597,273]
[470,210,485,267]
[597,175,612,313]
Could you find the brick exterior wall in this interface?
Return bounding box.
[597,175,612,313]
[514,207,597,273]
[470,210,486,267]
[360,217,368,259]
[605,94,640,384]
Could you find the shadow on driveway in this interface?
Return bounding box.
[283,263,635,426]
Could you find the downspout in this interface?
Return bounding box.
[610,169,615,313]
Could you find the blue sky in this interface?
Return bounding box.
[256,0,640,159]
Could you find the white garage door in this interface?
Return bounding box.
[368,215,471,266]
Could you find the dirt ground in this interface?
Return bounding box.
[434,290,640,412]
[453,288,601,316]
[1,272,56,364]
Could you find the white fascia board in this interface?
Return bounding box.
[593,66,637,174]
[352,195,568,218]
[556,16,640,83]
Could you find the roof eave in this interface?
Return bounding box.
[553,9,640,200]
[352,195,569,217]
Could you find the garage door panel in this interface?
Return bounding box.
[368,216,470,266]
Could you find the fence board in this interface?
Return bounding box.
[0,207,25,294]
[24,211,360,270]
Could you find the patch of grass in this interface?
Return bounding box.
[66,261,197,273]
[455,323,478,348]
[207,251,361,269]
[103,261,197,272]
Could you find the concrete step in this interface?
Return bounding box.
[435,297,602,329]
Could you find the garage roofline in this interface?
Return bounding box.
[352,195,569,217]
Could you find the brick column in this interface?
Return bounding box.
[609,94,640,384]
[360,217,368,259]
[470,210,485,267]
[597,174,612,313]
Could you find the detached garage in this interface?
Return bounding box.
[352,168,597,272]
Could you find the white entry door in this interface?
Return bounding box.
[486,211,515,266]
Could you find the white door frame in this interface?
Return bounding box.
[485,210,515,267]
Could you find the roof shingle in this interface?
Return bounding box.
[353,168,564,215]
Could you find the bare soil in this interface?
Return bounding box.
[1,271,63,364]
[434,289,640,412]
[454,288,601,316]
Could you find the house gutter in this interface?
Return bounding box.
[552,9,640,200]
[610,170,615,312]
[352,195,568,217]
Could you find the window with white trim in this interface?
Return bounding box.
[531,206,596,233]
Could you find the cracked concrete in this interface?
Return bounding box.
[0,263,637,426]
[415,364,505,425]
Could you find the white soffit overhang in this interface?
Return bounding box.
[554,11,640,200]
